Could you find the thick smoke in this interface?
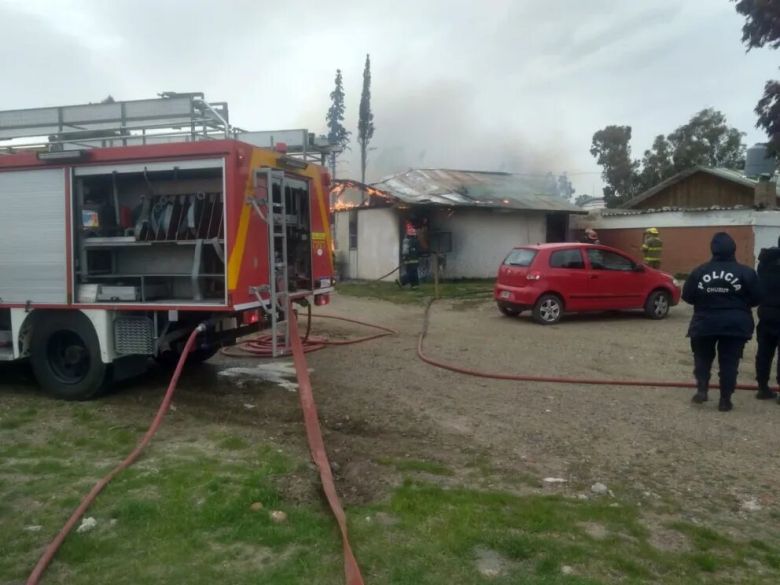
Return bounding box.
[332,79,577,183]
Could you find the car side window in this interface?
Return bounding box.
[549,249,585,269]
[587,249,634,271]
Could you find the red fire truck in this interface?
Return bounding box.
[0,93,336,399]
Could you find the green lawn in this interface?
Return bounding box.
[336,279,494,305]
[3,398,780,584]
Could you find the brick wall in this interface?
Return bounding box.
[596,226,754,276]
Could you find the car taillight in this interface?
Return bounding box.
[526,272,542,281]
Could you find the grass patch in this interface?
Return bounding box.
[336,279,493,305]
[350,482,780,584]
[0,402,341,585]
[5,399,780,584]
[670,522,732,551]
[218,435,250,451]
[0,406,38,430]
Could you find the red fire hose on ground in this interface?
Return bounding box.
[27,292,763,584]
[27,310,393,585]
[417,297,763,392]
[26,324,206,585]
[287,309,366,585]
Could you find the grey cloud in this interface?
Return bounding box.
[1,0,776,197]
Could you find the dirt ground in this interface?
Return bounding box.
[4,292,780,558]
[295,294,780,540]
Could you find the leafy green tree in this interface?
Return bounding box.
[667,108,745,170]
[592,111,746,206]
[733,0,780,156]
[733,0,780,49]
[638,135,674,191]
[590,125,639,207]
[756,80,780,157]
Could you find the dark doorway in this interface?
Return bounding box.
[546,213,568,243]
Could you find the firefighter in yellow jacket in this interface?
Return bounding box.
[642,227,663,269]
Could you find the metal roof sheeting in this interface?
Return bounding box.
[372,169,583,213]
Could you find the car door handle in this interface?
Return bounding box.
[589,274,599,279]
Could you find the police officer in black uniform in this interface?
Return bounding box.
[755,236,780,401]
[682,232,762,411]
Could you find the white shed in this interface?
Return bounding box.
[332,169,584,280]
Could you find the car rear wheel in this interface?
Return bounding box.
[645,290,671,320]
[497,303,521,317]
[533,294,563,325]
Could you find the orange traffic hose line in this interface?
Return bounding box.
[288,308,365,585]
[26,324,206,585]
[417,298,762,392]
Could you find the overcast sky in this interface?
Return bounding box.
[1,0,777,195]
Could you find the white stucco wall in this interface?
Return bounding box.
[572,209,759,230]
[333,211,356,279]
[433,209,547,278]
[753,213,780,263]
[356,207,400,280]
[333,208,399,280]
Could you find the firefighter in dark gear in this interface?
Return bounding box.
[396,234,420,288]
[755,236,780,401]
[642,227,663,269]
[682,232,762,411]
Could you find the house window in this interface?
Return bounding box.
[349,210,358,250]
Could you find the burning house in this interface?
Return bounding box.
[331,169,584,280]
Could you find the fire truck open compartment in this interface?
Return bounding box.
[72,160,227,305]
[277,177,313,292]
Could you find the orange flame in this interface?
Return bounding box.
[332,200,360,211]
[329,180,394,212]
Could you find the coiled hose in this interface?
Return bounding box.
[222,303,396,357]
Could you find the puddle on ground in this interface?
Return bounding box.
[218,361,309,392]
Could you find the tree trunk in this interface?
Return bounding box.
[360,144,367,203]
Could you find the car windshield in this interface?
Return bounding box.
[503,248,537,267]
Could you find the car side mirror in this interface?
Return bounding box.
[633,264,645,272]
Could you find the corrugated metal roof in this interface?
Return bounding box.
[372,169,584,213]
[621,166,759,209]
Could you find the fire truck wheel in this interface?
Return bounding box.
[30,312,107,401]
[155,345,219,368]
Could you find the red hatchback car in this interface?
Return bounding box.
[494,243,681,324]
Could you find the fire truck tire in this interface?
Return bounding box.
[29,312,107,401]
[155,345,219,368]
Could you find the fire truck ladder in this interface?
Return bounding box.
[267,169,290,357]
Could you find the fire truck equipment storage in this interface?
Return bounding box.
[0,93,336,399]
